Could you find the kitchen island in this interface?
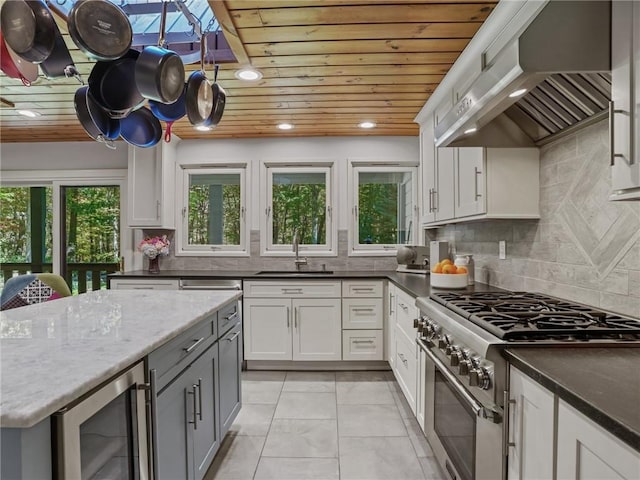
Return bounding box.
[0,289,241,479]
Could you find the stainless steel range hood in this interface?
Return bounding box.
[434,1,611,148]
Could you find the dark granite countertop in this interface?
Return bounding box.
[504,348,640,452]
[109,270,500,299]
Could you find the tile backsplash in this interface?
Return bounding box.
[436,120,640,317]
[156,230,398,272]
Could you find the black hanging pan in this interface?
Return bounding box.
[39,20,82,81]
[74,86,120,148]
[120,107,163,148]
[89,49,145,119]
[207,65,226,127]
[186,34,213,127]
[65,0,132,61]
[0,0,56,63]
[135,1,185,104]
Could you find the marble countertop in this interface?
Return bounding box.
[505,348,640,451]
[0,289,241,428]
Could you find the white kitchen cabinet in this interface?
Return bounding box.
[416,346,427,432]
[243,281,342,361]
[394,331,417,415]
[394,287,419,345]
[109,278,179,290]
[557,400,640,480]
[610,0,640,200]
[127,138,177,228]
[455,147,485,218]
[342,330,384,361]
[507,366,554,480]
[342,298,383,329]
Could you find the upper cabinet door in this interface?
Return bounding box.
[127,140,177,228]
[420,128,437,225]
[455,147,486,218]
[611,1,640,199]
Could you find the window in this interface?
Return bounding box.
[177,167,248,255]
[349,164,418,255]
[262,163,335,255]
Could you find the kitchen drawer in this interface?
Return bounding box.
[109,278,179,290]
[217,301,241,337]
[342,298,383,329]
[244,280,341,298]
[395,288,418,343]
[342,330,383,361]
[342,280,383,298]
[149,313,217,391]
[394,333,417,414]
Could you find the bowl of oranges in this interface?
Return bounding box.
[431,259,468,289]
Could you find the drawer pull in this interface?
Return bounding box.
[183,337,205,353]
[353,308,374,312]
[224,311,239,322]
[353,340,375,344]
[282,288,303,294]
[353,287,374,292]
[225,331,241,342]
[197,378,203,421]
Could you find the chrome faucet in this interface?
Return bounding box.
[292,229,308,271]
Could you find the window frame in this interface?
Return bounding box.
[348,162,419,256]
[176,164,249,257]
[260,160,337,257]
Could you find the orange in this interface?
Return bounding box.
[442,264,457,274]
[441,259,453,266]
[432,263,443,273]
[456,266,468,274]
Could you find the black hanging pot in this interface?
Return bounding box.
[74,86,120,148]
[149,83,187,142]
[89,49,145,119]
[39,20,81,81]
[0,0,56,63]
[135,1,185,104]
[186,34,214,127]
[120,107,163,148]
[207,68,226,127]
[65,0,132,61]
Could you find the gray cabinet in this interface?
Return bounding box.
[218,322,242,437]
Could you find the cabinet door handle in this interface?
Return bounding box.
[433,189,438,212]
[188,385,198,429]
[287,306,290,328]
[609,101,630,166]
[225,331,241,342]
[183,337,205,353]
[389,293,394,315]
[429,188,434,212]
[197,379,203,421]
[294,307,298,329]
[474,167,482,199]
[156,200,161,219]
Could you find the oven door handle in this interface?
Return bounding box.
[420,340,502,424]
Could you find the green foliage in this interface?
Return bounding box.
[358,183,399,244]
[272,184,326,245]
[188,184,241,245]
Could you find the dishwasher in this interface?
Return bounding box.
[179,278,245,368]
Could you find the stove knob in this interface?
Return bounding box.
[459,359,471,376]
[450,348,461,366]
[413,317,422,329]
[445,343,454,356]
[469,367,491,390]
[438,335,450,349]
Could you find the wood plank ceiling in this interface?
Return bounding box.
[0,0,496,143]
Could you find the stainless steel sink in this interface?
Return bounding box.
[255,270,334,275]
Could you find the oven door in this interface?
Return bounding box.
[420,341,503,480]
[53,362,149,480]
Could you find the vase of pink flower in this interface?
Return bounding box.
[138,235,170,274]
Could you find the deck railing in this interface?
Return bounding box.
[1,263,119,294]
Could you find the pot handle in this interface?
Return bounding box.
[158,1,168,48]
[200,33,207,74]
[20,75,32,87]
[97,135,117,150]
[164,121,173,143]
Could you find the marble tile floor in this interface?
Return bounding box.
[204,370,445,480]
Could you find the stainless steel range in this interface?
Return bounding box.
[414,291,640,480]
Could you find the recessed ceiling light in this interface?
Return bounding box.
[509,88,527,98]
[235,67,263,81]
[17,109,41,118]
[195,125,212,131]
[359,121,376,129]
[464,127,477,134]
[277,123,294,130]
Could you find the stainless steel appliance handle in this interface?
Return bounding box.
[183,337,205,353]
[149,369,159,480]
[419,340,501,423]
